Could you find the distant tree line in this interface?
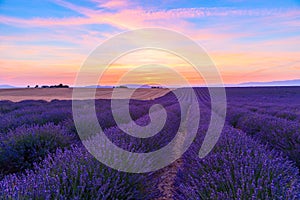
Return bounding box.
[113,85,128,88]
[27,84,69,88]
[151,86,162,88]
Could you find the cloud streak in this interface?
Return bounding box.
[0,0,299,86]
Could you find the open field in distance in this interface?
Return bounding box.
[0,88,172,102]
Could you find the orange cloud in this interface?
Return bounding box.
[1,1,299,86]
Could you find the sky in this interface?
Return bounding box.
[0,0,300,87]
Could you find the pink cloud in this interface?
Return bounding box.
[2,1,299,30]
[1,0,299,85]
[90,0,133,9]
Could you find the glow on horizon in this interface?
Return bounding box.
[0,0,299,87]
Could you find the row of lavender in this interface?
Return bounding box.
[227,102,300,122]
[174,105,300,199]
[226,87,300,122]
[0,98,166,177]
[0,94,182,199]
[1,87,300,199]
[191,87,300,168]
[225,87,300,168]
[226,107,300,167]
[173,87,300,199]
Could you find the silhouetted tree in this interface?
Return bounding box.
[49,84,69,88]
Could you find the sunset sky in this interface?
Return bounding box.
[1,0,299,87]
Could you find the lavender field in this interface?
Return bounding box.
[0,87,299,199]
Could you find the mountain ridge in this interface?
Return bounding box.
[239,79,300,86]
[0,85,16,89]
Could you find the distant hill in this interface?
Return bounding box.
[239,79,300,87]
[84,84,157,88]
[123,84,152,88]
[84,85,114,88]
[0,85,16,89]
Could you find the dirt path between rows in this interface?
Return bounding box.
[155,107,190,200]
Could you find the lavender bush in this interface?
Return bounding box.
[0,123,76,177]
[227,110,300,167]
[174,126,300,199]
[0,145,160,199]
